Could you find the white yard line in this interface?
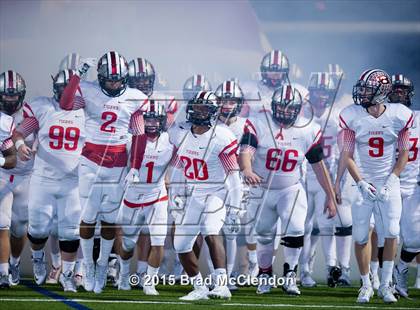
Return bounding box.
[0,298,419,309]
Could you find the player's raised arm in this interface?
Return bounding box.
[12,105,39,161]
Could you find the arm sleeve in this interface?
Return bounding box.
[397,129,410,151]
[130,134,148,169]
[340,129,356,153]
[219,140,239,174]
[59,74,85,110]
[129,109,144,135]
[239,119,258,155]
[16,117,39,138]
[0,138,13,152]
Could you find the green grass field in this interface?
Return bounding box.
[1,280,419,310]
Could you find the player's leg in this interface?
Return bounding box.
[143,198,168,295]
[254,190,278,295]
[352,198,375,303]
[279,183,307,295]
[369,218,380,289]
[315,189,339,287]
[374,186,402,303]
[27,175,55,285]
[117,200,142,291]
[244,187,263,278]
[135,232,151,285]
[46,236,61,284]
[78,160,101,291]
[57,179,82,292]
[335,180,354,286]
[299,188,316,287]
[173,195,204,300]
[202,195,230,299]
[0,176,12,288]
[93,167,125,294]
[394,190,420,297]
[415,254,420,289]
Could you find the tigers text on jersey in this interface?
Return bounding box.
[169,122,239,194]
[22,97,86,179]
[241,112,322,190]
[0,111,14,151]
[79,81,148,146]
[2,107,35,175]
[339,103,414,186]
[399,110,419,196]
[131,132,174,192]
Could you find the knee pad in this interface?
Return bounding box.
[122,237,136,253]
[27,233,48,245]
[281,235,304,248]
[59,240,80,253]
[10,222,27,238]
[353,225,369,245]
[386,219,400,239]
[257,234,274,246]
[335,225,352,237]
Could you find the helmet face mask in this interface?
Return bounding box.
[271,85,302,127]
[0,70,26,115]
[389,74,414,107]
[352,69,392,108]
[309,89,333,110]
[183,74,212,102]
[97,51,128,98]
[260,50,289,89]
[53,69,75,102]
[186,91,219,126]
[215,80,244,119]
[308,72,336,111]
[127,58,156,96]
[144,100,167,135]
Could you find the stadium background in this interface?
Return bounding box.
[0,0,419,282]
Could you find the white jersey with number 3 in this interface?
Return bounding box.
[23,97,86,179]
[80,81,148,146]
[0,112,14,146]
[339,103,414,186]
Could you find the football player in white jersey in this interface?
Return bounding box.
[0,104,17,288]
[389,74,420,297]
[118,101,172,295]
[168,91,242,300]
[0,71,33,287]
[58,51,148,293]
[300,72,353,288]
[240,85,337,296]
[241,50,290,117]
[215,79,248,289]
[337,69,413,303]
[12,69,85,292]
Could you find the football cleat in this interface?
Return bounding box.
[118,272,131,291]
[248,261,259,279]
[357,285,374,303]
[107,256,119,287]
[0,273,10,288]
[393,264,408,298]
[74,272,83,288]
[327,266,342,288]
[378,284,398,303]
[300,271,317,288]
[32,253,47,285]
[256,273,272,294]
[9,262,20,286]
[282,271,301,295]
[83,262,95,292]
[143,284,159,295]
[338,267,351,286]
[93,263,108,294]
[46,265,61,284]
[208,285,232,299]
[179,287,209,301]
[59,271,77,293]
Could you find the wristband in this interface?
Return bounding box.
[0,157,5,167]
[15,139,25,150]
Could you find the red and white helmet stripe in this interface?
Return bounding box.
[107,51,121,76]
[5,70,17,90]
